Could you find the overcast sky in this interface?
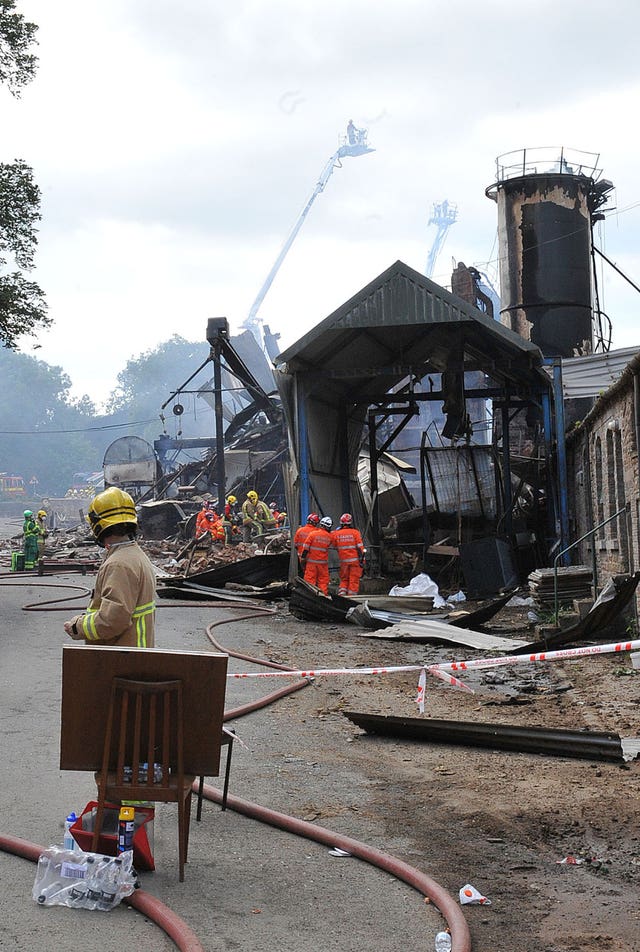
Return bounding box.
[6,0,640,407]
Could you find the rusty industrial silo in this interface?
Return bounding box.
[486,148,613,358]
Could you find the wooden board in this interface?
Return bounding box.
[61,645,228,775]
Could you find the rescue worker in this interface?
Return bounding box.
[222,494,242,544]
[300,515,334,595]
[63,487,156,648]
[196,503,225,542]
[208,508,226,542]
[241,490,276,542]
[269,501,287,528]
[22,509,39,569]
[331,513,366,596]
[36,508,48,558]
[293,512,320,564]
[195,501,215,540]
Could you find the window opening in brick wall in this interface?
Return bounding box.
[613,428,629,570]
[594,436,604,544]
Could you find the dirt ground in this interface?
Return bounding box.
[1,513,639,951]
[249,600,640,952]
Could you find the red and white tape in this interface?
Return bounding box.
[229,664,424,679]
[227,638,640,714]
[430,637,640,686]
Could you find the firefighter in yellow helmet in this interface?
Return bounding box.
[241,490,276,542]
[222,494,242,544]
[63,487,156,648]
[36,508,48,557]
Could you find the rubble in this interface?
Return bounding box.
[0,516,292,584]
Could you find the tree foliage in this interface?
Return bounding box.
[0,347,101,495]
[0,3,48,348]
[0,0,37,95]
[107,336,213,440]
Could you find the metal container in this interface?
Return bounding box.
[486,147,613,359]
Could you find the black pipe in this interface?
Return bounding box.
[344,712,626,763]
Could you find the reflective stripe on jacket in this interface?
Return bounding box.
[331,527,364,564]
[293,523,316,556]
[70,541,157,648]
[301,527,333,563]
[242,499,274,524]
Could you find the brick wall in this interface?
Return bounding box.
[567,364,639,611]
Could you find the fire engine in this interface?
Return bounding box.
[0,473,27,499]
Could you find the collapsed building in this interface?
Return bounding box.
[274,258,553,591]
[90,145,639,621]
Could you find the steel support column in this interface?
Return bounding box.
[297,382,310,524]
[212,342,226,507]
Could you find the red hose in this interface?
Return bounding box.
[0,833,205,952]
[2,598,471,949]
[196,786,471,952]
[125,890,205,952]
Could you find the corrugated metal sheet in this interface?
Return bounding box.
[557,346,640,399]
[276,260,552,540]
[276,260,548,396]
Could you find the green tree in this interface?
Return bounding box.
[0,1,48,348]
[0,348,100,495]
[0,0,37,94]
[107,335,213,443]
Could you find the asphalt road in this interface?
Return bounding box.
[0,539,448,952]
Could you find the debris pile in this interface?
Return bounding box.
[528,565,593,610]
[0,516,291,582]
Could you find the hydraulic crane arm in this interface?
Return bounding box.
[243,124,374,340]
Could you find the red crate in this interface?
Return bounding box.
[71,800,155,871]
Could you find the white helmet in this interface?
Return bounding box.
[320,516,332,530]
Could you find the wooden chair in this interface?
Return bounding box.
[196,726,235,821]
[92,677,195,882]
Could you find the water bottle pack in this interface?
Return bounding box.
[123,761,163,783]
[32,845,137,911]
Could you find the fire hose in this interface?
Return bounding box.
[0,582,471,952]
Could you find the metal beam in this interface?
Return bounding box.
[343,712,627,763]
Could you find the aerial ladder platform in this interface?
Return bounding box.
[242,122,375,351]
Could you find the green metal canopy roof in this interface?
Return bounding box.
[276,259,549,401]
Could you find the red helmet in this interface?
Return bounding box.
[307,513,320,525]
[339,513,353,525]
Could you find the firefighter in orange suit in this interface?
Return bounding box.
[300,516,334,594]
[293,512,320,563]
[63,487,156,648]
[331,513,366,596]
[195,501,213,539]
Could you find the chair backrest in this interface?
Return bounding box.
[100,677,186,792]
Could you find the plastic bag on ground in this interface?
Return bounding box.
[446,590,466,604]
[388,573,446,608]
[32,845,136,910]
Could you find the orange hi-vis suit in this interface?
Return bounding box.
[331,525,365,595]
[301,527,333,594]
[196,509,224,541]
[293,523,317,559]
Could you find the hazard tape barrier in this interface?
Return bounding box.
[228,638,640,714]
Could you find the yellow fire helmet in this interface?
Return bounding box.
[87,486,137,543]
[227,495,237,505]
[37,509,47,518]
[247,490,258,503]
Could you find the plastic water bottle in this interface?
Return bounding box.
[37,880,67,904]
[435,930,452,952]
[84,855,107,910]
[63,812,79,852]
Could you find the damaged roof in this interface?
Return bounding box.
[276,259,550,400]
